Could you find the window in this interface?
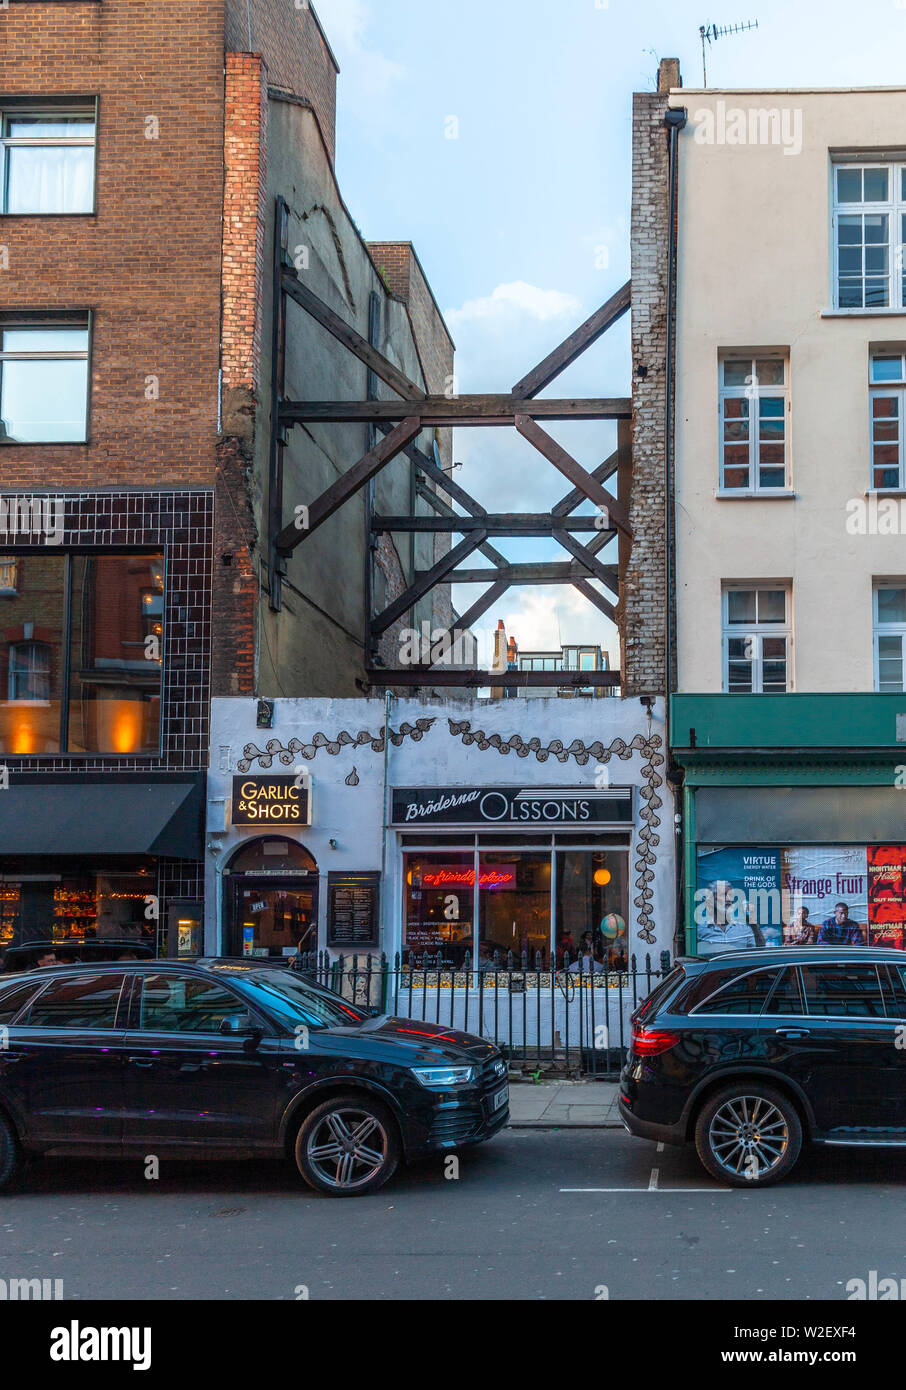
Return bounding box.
[138,975,250,1034]
[870,353,906,489]
[1,105,96,215]
[799,963,886,1018]
[0,978,41,1024]
[833,164,906,310]
[0,559,17,597]
[8,640,50,702]
[874,585,906,692]
[0,552,163,756]
[690,967,781,1015]
[722,586,791,694]
[22,973,124,1029]
[0,320,90,443]
[719,357,789,491]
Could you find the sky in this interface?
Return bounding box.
[314,0,906,660]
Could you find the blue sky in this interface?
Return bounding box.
[315,0,906,659]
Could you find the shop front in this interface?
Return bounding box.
[672,694,906,957]
[0,772,205,959]
[207,696,675,967]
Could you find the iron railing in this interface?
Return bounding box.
[294,949,673,1079]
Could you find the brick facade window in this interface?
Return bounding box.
[0,102,96,215]
[0,316,90,444]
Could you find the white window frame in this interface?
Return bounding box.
[0,104,96,216]
[722,586,793,695]
[832,163,906,312]
[7,640,51,703]
[0,317,91,444]
[718,355,790,494]
[869,352,906,491]
[873,584,906,692]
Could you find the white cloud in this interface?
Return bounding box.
[313,0,403,101]
[446,281,583,332]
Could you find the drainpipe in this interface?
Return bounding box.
[664,103,687,956]
[380,688,393,957]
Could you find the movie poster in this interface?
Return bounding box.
[780,847,868,945]
[867,845,906,950]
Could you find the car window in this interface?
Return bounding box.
[635,966,686,1020]
[887,965,906,1016]
[800,964,886,1018]
[21,973,124,1029]
[762,967,804,1015]
[139,975,250,1033]
[676,967,743,1013]
[691,967,781,1015]
[0,979,43,1025]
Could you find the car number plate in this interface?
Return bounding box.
[492,1085,509,1112]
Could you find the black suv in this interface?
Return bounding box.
[0,959,509,1197]
[620,947,906,1187]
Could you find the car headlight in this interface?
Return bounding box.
[411,1065,475,1088]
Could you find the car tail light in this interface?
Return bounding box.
[631,1026,680,1057]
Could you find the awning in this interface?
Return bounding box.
[0,775,205,858]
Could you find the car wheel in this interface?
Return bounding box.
[694,1084,802,1187]
[294,1093,400,1197]
[0,1112,22,1192]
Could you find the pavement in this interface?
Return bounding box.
[507,1078,622,1128]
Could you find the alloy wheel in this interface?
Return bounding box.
[708,1095,789,1180]
[305,1108,389,1191]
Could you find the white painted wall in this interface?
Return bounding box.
[671,87,906,693]
[206,696,675,961]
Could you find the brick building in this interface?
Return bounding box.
[0,0,454,957]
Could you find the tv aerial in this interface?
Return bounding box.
[699,20,759,88]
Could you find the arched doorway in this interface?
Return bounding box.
[224,836,319,960]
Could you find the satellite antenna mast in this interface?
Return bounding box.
[699,19,759,88]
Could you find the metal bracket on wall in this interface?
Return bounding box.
[265,195,633,686]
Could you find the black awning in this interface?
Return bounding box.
[0,775,205,859]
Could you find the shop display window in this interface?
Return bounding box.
[0,864,157,950]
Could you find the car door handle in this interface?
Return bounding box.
[775,1028,810,1039]
[128,1057,157,1068]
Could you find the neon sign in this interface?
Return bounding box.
[419,868,515,891]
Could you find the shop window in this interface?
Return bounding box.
[874,585,906,692]
[0,318,90,443]
[555,850,629,969]
[722,585,791,694]
[0,864,156,950]
[404,853,476,967]
[22,973,124,1029]
[479,851,551,966]
[0,554,65,753]
[1,104,96,215]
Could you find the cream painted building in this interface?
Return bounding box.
[670,86,906,695]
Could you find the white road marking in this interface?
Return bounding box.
[648,1167,660,1191]
[559,1187,733,1194]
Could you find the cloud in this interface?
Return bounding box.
[314,0,403,102]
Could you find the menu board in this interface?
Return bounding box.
[327,872,381,949]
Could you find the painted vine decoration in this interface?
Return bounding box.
[447,719,664,946]
[236,718,437,772]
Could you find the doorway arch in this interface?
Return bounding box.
[224,836,319,960]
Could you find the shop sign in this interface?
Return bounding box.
[231,775,310,827]
[392,786,632,828]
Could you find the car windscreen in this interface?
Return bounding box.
[240,970,368,1029]
[635,966,686,1021]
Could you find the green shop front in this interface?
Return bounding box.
[671,695,906,957]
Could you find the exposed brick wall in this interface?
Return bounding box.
[366,242,455,396]
[0,0,225,489]
[625,83,672,697]
[221,53,268,395]
[224,0,338,164]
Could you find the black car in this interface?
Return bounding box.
[0,958,509,1197]
[620,947,906,1187]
